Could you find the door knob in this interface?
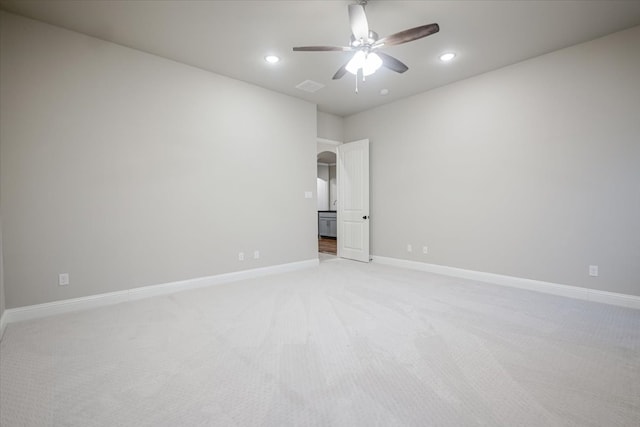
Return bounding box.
[362,215,369,220]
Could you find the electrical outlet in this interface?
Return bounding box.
[238,252,245,261]
[423,246,429,254]
[589,265,599,277]
[58,273,69,286]
[304,191,313,199]
[407,244,412,253]
[254,250,260,259]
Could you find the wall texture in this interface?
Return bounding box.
[317,164,329,211]
[317,111,344,142]
[0,12,318,308]
[0,219,4,320]
[344,25,640,296]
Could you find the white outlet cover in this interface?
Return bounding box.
[423,246,429,254]
[304,191,313,199]
[407,244,412,253]
[238,252,244,261]
[254,250,260,259]
[58,273,69,286]
[589,265,599,276]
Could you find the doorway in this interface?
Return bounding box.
[317,150,337,255]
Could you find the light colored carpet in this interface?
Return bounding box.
[1,258,639,426]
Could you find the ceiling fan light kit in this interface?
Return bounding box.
[346,51,382,76]
[292,1,439,92]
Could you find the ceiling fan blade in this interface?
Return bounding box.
[293,46,354,52]
[377,52,408,73]
[374,23,439,48]
[348,4,369,41]
[332,63,349,80]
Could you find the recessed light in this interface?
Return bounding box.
[380,88,389,96]
[439,52,456,62]
[265,55,280,64]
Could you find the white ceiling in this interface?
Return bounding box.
[2,0,640,117]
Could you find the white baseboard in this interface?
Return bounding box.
[1,259,319,328]
[372,256,640,310]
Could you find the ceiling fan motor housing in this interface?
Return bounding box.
[350,30,379,48]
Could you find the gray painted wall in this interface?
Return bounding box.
[317,111,344,142]
[345,25,640,296]
[0,12,318,308]
[0,219,4,319]
[317,164,330,211]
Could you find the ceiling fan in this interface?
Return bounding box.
[293,0,439,85]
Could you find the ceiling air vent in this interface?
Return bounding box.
[295,80,325,93]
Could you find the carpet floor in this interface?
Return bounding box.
[1,258,639,426]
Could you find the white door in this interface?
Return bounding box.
[337,139,370,262]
